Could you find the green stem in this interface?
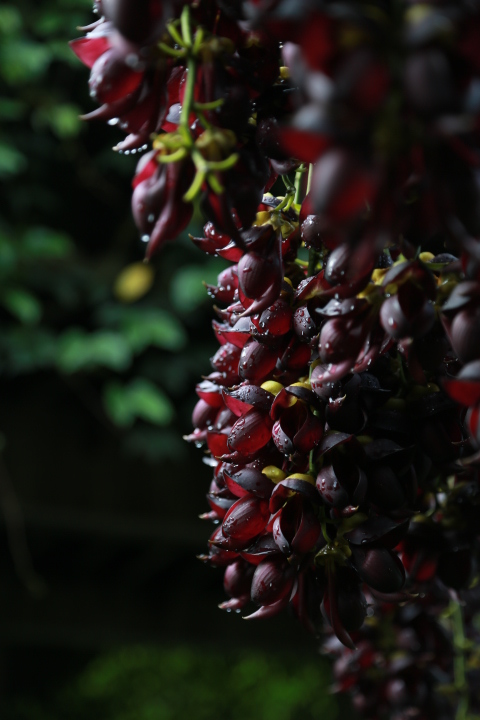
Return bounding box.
[451,599,469,720]
[308,248,320,277]
[181,55,196,129]
[206,173,224,194]
[396,352,409,389]
[321,521,331,545]
[195,109,213,130]
[192,26,205,55]
[158,147,188,163]
[306,163,313,195]
[158,42,185,58]
[318,505,331,544]
[282,174,294,195]
[167,22,187,48]
[194,99,224,111]
[205,154,239,171]
[180,5,193,48]
[178,7,195,130]
[273,191,294,215]
[294,163,306,205]
[183,169,206,202]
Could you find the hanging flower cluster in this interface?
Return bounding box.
[73,1,480,716]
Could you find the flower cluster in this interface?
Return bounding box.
[74,1,480,716]
[325,583,480,720]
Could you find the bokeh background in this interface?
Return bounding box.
[0,1,348,717]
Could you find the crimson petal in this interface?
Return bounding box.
[243,594,290,620]
[345,517,410,549]
[227,408,273,455]
[352,547,405,593]
[223,384,273,416]
[223,467,274,500]
[69,36,110,69]
[269,479,320,513]
[238,340,280,384]
[222,496,270,542]
[250,555,296,606]
[241,535,281,566]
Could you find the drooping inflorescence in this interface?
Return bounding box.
[73,2,480,717]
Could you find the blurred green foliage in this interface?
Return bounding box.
[0,0,89,169]
[0,0,228,462]
[8,645,338,720]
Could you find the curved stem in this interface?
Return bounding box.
[181,55,196,129]
[294,163,306,205]
[180,4,193,48]
[273,191,294,215]
[167,22,187,48]
[177,7,196,131]
[306,163,313,195]
[308,248,320,277]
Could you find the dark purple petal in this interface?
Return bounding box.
[271,418,295,455]
[352,547,405,593]
[227,408,273,455]
[238,339,280,384]
[344,516,410,548]
[316,465,349,508]
[223,467,274,499]
[269,478,320,513]
[240,535,281,566]
[223,559,255,598]
[222,384,273,417]
[250,556,296,606]
[222,496,270,542]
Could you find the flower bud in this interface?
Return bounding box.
[250,555,296,606]
[352,547,405,593]
[222,496,270,542]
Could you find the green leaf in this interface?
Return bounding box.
[0,142,27,178]
[2,287,42,324]
[49,103,83,138]
[21,227,73,259]
[26,645,337,720]
[0,97,25,121]
[102,382,133,427]
[169,258,228,313]
[126,379,174,425]
[0,39,51,83]
[0,7,22,36]
[123,427,184,462]
[121,309,187,353]
[0,327,57,375]
[57,329,132,374]
[0,234,17,277]
[103,379,174,428]
[33,103,82,138]
[35,7,92,37]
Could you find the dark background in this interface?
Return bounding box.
[0,2,345,717]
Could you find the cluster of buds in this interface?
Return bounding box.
[325,583,480,720]
[74,1,480,717]
[71,0,280,256]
